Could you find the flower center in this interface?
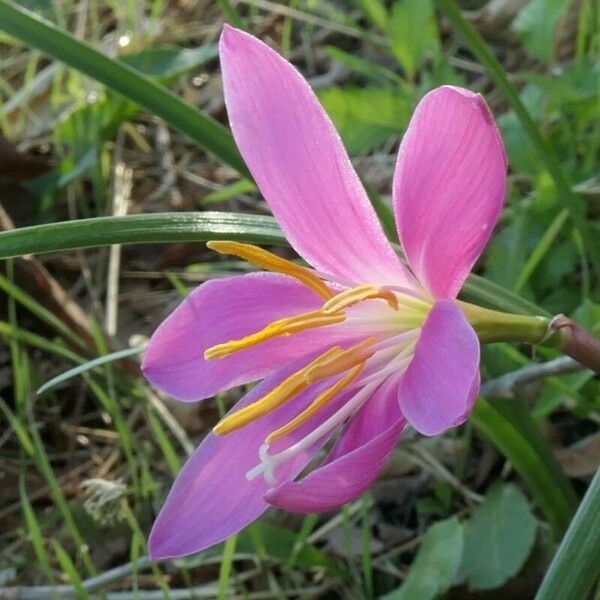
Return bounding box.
[203,241,430,484]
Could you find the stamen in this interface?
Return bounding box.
[304,337,377,383]
[266,363,365,443]
[322,284,399,314]
[204,310,345,360]
[207,240,334,300]
[212,347,342,436]
[246,378,384,483]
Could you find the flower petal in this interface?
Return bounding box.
[393,85,507,299]
[265,377,405,513]
[220,25,414,287]
[399,300,480,436]
[142,273,354,401]
[149,353,354,559]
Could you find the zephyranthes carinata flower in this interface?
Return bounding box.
[142,25,507,559]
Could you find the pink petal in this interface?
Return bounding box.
[220,25,415,287]
[393,85,507,299]
[149,353,355,559]
[399,300,480,436]
[265,377,405,513]
[142,273,354,401]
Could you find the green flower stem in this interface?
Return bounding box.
[460,302,600,375]
[460,302,550,345]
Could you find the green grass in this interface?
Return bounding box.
[1,0,599,598]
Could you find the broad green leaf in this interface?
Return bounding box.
[382,517,463,600]
[512,0,572,61]
[0,0,246,175]
[462,483,537,590]
[319,87,411,154]
[121,45,218,80]
[389,0,439,79]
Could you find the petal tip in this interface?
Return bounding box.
[438,85,508,170]
[219,23,255,54]
[219,23,247,56]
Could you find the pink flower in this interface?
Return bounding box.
[142,25,507,559]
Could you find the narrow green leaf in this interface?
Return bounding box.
[52,540,88,599]
[146,409,182,475]
[513,208,569,294]
[463,483,537,590]
[361,495,374,599]
[471,398,577,536]
[36,346,145,395]
[0,397,35,456]
[0,273,86,349]
[216,0,246,29]
[0,0,247,175]
[382,517,463,600]
[434,0,600,280]
[202,179,256,204]
[0,212,284,259]
[20,475,54,584]
[462,273,551,317]
[218,535,237,600]
[536,466,600,600]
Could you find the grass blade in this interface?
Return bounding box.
[434,0,600,280]
[0,0,247,175]
[52,540,88,599]
[36,346,145,395]
[535,466,600,600]
[0,272,86,349]
[0,212,285,259]
[20,475,54,585]
[513,209,569,294]
[218,535,238,600]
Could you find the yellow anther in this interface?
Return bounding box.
[322,284,399,314]
[207,240,334,300]
[304,337,377,383]
[213,347,342,436]
[204,310,346,360]
[266,362,365,443]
